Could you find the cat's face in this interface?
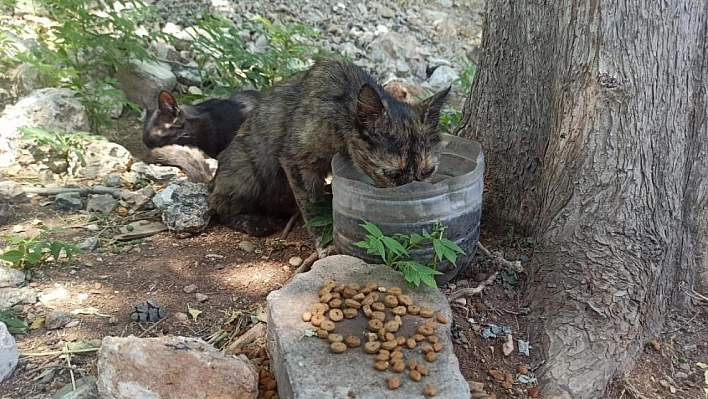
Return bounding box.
[348,84,450,188]
[142,91,188,149]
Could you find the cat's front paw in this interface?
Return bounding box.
[316,243,337,259]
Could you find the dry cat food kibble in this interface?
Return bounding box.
[330,342,347,354]
[327,333,343,343]
[374,361,389,371]
[301,312,312,322]
[307,279,449,391]
[344,335,361,348]
[329,309,344,322]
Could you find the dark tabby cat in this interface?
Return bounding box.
[142,90,260,159]
[209,57,450,254]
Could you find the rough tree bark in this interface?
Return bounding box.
[456,1,708,398]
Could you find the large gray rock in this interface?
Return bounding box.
[130,162,182,184]
[152,181,211,234]
[0,265,25,288]
[0,322,19,383]
[267,255,470,399]
[116,59,176,109]
[97,335,258,399]
[76,141,133,179]
[0,287,36,308]
[51,376,98,399]
[0,88,89,167]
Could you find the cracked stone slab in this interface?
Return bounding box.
[267,255,470,399]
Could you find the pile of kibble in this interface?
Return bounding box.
[302,279,448,397]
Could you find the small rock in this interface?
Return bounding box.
[152,181,211,234]
[195,293,209,303]
[519,254,531,263]
[0,181,28,204]
[86,194,117,214]
[64,320,80,328]
[175,312,189,321]
[174,68,202,87]
[130,300,167,323]
[39,287,69,304]
[183,284,198,294]
[77,143,132,179]
[239,241,256,253]
[679,362,690,371]
[96,336,258,399]
[44,311,72,330]
[122,186,155,210]
[675,371,689,379]
[108,317,119,325]
[104,173,122,188]
[0,202,14,226]
[0,287,36,308]
[377,5,395,18]
[0,322,20,383]
[0,265,25,288]
[54,192,83,211]
[427,65,459,92]
[89,339,102,348]
[650,339,661,351]
[288,256,303,267]
[76,237,100,251]
[51,375,98,399]
[187,86,202,95]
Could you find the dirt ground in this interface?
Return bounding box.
[1,114,707,398]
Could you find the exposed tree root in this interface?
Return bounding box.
[279,212,300,240]
[23,185,128,198]
[449,271,498,301]
[477,242,524,273]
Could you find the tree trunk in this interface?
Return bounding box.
[456,1,708,398]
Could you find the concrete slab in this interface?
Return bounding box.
[267,255,470,399]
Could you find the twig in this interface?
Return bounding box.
[285,251,319,285]
[24,186,128,198]
[477,242,525,273]
[21,348,100,357]
[449,271,498,301]
[137,317,168,338]
[280,212,300,240]
[65,344,76,391]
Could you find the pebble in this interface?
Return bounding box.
[174,312,189,321]
[195,293,209,302]
[183,284,198,294]
[238,240,256,253]
[377,5,395,18]
[108,316,119,325]
[44,311,72,329]
[288,256,303,267]
[64,320,80,328]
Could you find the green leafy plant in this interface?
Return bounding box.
[183,14,327,96]
[304,195,333,247]
[21,127,104,173]
[0,308,28,335]
[11,0,158,130]
[354,221,465,288]
[0,227,83,269]
[453,59,477,92]
[439,105,462,134]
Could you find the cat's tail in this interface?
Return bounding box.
[143,145,213,183]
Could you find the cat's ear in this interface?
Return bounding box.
[356,84,385,128]
[157,91,179,115]
[418,86,450,129]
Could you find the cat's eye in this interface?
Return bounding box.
[420,167,435,179]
